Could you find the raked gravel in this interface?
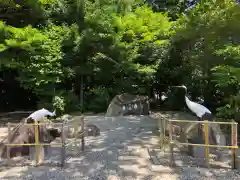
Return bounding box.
[0,115,240,180]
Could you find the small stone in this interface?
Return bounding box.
[199,169,213,177]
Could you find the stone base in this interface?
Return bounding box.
[187,136,206,159]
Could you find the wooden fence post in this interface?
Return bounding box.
[61,123,66,167]
[169,120,174,167]
[159,117,163,149]
[163,118,166,152]
[204,120,210,168]
[34,121,40,166]
[7,123,10,166]
[81,116,85,151]
[74,117,78,154]
[231,121,238,169]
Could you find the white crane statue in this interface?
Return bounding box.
[25,108,56,160]
[25,108,56,123]
[172,85,212,120]
[172,85,215,139]
[171,85,226,158]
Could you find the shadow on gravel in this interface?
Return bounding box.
[1,113,240,180]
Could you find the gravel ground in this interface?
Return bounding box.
[0,114,240,180]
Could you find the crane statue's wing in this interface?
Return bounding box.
[26,108,54,121]
[185,96,211,118]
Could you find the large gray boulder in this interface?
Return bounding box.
[106,93,150,117]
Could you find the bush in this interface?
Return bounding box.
[53,95,66,115]
[36,90,82,116]
[216,94,240,121]
[163,89,185,111]
[86,87,111,113]
[64,91,82,113]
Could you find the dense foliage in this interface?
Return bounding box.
[0,0,239,120]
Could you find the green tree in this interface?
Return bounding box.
[167,0,240,117]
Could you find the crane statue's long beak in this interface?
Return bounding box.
[172,86,182,88]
